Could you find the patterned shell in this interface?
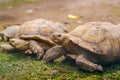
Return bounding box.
[68,22,120,55]
[1,25,20,38]
[16,19,67,45]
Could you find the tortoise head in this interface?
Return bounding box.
[51,33,69,45]
[9,38,29,51]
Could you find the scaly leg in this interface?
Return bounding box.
[76,54,103,72]
[3,36,9,42]
[43,45,68,62]
[29,40,44,60]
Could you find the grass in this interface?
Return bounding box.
[0,0,40,9]
[0,42,120,80]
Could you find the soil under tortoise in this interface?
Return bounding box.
[0,19,68,60]
[43,22,120,72]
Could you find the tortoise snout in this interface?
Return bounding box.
[9,39,18,46]
[51,33,61,42]
[53,33,62,37]
[9,38,21,45]
[52,33,62,38]
[10,39,15,44]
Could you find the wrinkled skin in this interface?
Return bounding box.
[10,38,29,51]
[9,38,45,60]
[0,38,32,53]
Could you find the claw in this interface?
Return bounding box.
[37,53,44,60]
[29,40,45,60]
[97,65,104,72]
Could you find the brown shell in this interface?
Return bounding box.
[16,19,67,45]
[69,22,120,55]
[1,25,20,38]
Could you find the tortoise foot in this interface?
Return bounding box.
[43,45,67,62]
[76,55,104,72]
[29,40,44,60]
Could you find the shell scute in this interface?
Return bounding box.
[16,19,67,45]
[69,22,120,55]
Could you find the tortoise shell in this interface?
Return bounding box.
[0,25,19,38]
[16,19,67,45]
[68,22,120,55]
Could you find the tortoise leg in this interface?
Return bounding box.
[0,33,9,41]
[0,44,17,52]
[43,45,68,62]
[24,49,32,54]
[29,40,44,60]
[76,54,103,72]
[3,36,9,42]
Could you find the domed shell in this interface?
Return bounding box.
[1,25,19,38]
[16,19,67,45]
[68,22,120,55]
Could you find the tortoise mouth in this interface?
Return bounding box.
[9,38,16,46]
[52,39,60,43]
[50,34,61,43]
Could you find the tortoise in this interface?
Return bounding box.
[0,19,68,60]
[43,22,120,72]
[0,25,20,41]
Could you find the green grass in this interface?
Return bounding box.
[0,0,40,9]
[0,43,120,79]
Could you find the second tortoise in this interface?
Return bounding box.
[43,22,120,72]
[0,19,68,60]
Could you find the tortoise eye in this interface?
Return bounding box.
[57,34,61,37]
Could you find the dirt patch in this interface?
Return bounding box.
[0,0,120,30]
[0,15,16,21]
